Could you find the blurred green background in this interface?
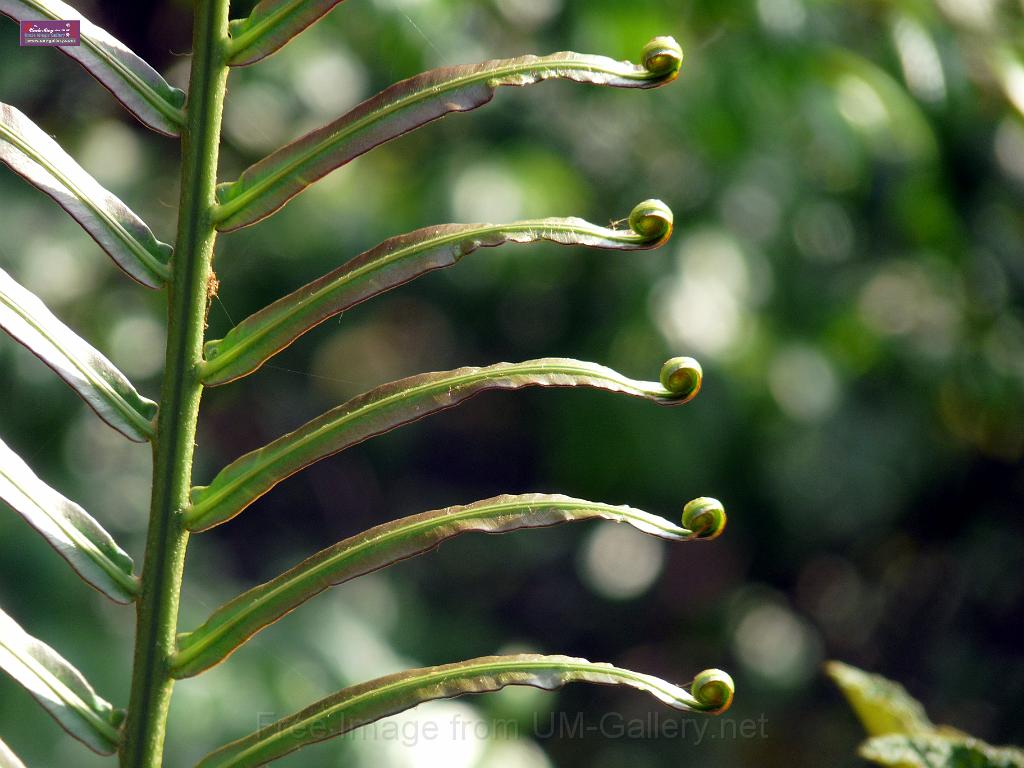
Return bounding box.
[1,0,1023,765]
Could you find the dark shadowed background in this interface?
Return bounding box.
[1,0,1022,765]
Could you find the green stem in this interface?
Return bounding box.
[120,0,229,765]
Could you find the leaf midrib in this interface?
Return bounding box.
[188,362,663,525]
[203,219,643,377]
[0,465,138,597]
[20,0,185,127]
[0,633,119,747]
[175,499,685,668]
[0,120,170,283]
[216,660,693,767]
[0,288,155,439]
[214,56,655,223]
[228,0,308,60]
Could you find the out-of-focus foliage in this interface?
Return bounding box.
[0,0,1022,766]
[828,661,1024,768]
[828,660,937,737]
[860,734,1024,768]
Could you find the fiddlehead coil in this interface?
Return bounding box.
[682,497,727,539]
[690,668,735,713]
[660,356,703,402]
[642,36,684,78]
[629,199,674,245]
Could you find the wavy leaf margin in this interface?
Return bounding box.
[186,356,703,531]
[213,37,683,230]
[172,493,724,677]
[201,200,673,385]
[195,654,733,767]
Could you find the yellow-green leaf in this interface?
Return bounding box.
[826,661,934,737]
[860,734,1024,768]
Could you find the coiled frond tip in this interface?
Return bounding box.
[660,356,703,401]
[642,37,684,77]
[691,669,735,713]
[629,199,674,243]
[682,497,726,539]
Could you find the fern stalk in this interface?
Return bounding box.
[0,2,732,763]
[120,1,229,764]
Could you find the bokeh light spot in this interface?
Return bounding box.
[579,524,666,600]
[768,344,841,422]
